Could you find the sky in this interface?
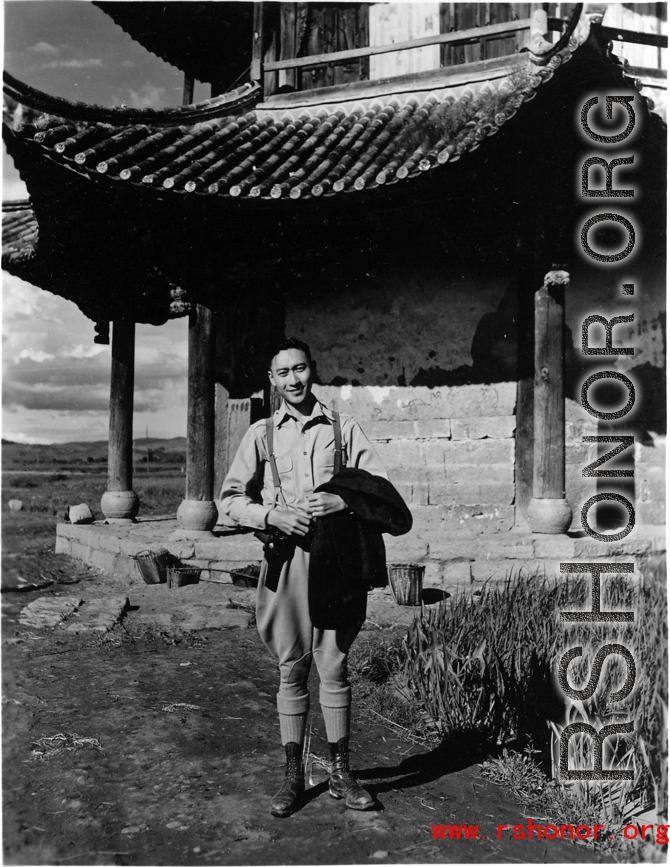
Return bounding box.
[2,1,215,443]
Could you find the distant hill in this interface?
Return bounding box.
[2,437,187,471]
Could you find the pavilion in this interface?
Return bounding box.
[3,3,666,588]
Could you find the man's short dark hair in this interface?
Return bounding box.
[267,337,312,369]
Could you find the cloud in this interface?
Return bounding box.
[40,58,104,70]
[29,41,59,55]
[2,275,189,441]
[16,348,56,363]
[67,345,107,360]
[127,82,166,110]
[3,383,109,412]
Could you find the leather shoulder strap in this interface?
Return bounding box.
[266,417,281,490]
[333,411,344,474]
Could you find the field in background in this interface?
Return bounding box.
[2,438,187,518]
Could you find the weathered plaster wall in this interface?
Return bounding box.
[283,252,665,587]
[285,260,515,386]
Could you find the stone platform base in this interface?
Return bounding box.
[55,516,666,596]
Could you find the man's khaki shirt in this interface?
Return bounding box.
[220,398,388,530]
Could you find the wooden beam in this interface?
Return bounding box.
[601,25,668,48]
[264,18,532,72]
[263,54,517,108]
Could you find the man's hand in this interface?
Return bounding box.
[306,492,347,519]
[267,506,311,537]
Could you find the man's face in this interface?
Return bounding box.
[269,349,314,406]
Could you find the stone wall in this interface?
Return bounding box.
[636,438,666,527]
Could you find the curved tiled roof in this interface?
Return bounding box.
[93,2,254,86]
[2,200,37,266]
[3,31,593,203]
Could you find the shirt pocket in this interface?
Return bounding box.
[264,456,295,503]
[314,453,335,488]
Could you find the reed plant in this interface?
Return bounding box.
[402,571,573,753]
[402,560,667,820]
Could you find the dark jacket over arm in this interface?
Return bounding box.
[308,468,412,629]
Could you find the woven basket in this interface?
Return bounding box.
[388,564,425,606]
[230,565,261,588]
[133,549,176,585]
[167,566,201,589]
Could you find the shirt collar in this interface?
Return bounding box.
[275,397,334,428]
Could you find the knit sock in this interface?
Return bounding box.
[321,704,350,743]
[278,712,307,747]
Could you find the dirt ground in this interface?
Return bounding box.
[2,511,610,865]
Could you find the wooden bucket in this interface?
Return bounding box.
[133,549,175,584]
[388,564,425,606]
[167,566,201,589]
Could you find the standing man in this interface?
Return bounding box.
[220,337,389,818]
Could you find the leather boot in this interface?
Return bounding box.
[328,737,374,810]
[270,742,305,818]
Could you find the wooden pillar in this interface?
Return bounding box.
[101,320,139,522]
[182,75,194,106]
[175,304,218,537]
[526,270,573,534]
[514,254,538,526]
[251,2,265,82]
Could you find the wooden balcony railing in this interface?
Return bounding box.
[264,18,533,73]
[253,7,668,96]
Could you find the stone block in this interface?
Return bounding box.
[414,419,452,438]
[470,558,577,582]
[89,549,117,573]
[428,482,515,506]
[409,506,443,532]
[174,544,196,560]
[429,535,534,560]
[388,466,430,486]
[433,560,472,593]
[118,537,143,558]
[422,441,448,464]
[574,536,651,557]
[55,534,70,555]
[407,483,429,506]
[365,420,418,440]
[374,440,424,467]
[532,536,577,559]
[566,442,599,464]
[638,501,665,525]
[637,468,666,502]
[445,464,513,485]
[194,537,260,560]
[96,532,123,555]
[385,535,430,561]
[450,416,516,440]
[444,505,515,535]
[565,419,598,440]
[314,383,517,421]
[636,441,665,466]
[443,439,515,465]
[420,561,442,589]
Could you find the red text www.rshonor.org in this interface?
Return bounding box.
[431,820,670,844]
